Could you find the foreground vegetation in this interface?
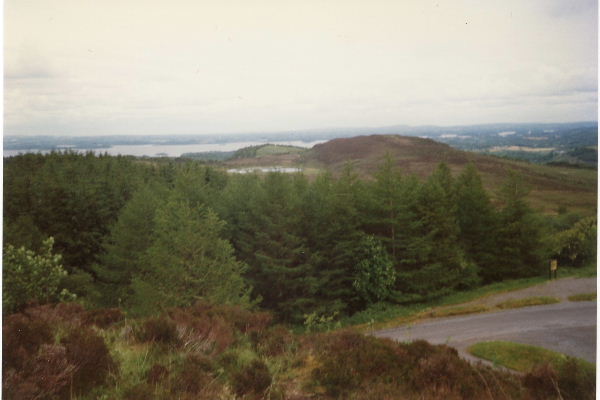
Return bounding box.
[5,301,596,400]
[468,341,595,400]
[3,151,596,398]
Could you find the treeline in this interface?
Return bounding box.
[3,152,596,321]
[489,148,597,168]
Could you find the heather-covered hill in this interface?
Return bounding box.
[224,134,596,214]
[303,135,597,214]
[307,135,470,175]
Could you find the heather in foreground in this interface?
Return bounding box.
[3,302,594,399]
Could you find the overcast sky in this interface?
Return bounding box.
[4,0,598,136]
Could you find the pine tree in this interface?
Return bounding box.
[251,173,317,322]
[221,172,319,322]
[455,164,498,283]
[94,183,168,306]
[396,163,470,301]
[494,171,545,279]
[368,154,405,258]
[130,198,250,315]
[299,168,368,314]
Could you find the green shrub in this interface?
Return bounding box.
[3,237,75,313]
[551,216,596,267]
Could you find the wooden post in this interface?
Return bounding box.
[550,259,557,280]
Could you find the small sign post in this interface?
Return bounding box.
[549,259,558,280]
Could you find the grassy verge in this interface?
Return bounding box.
[426,304,490,318]
[468,341,594,373]
[345,263,595,332]
[496,296,560,310]
[568,292,596,302]
[345,275,548,332]
[558,263,597,278]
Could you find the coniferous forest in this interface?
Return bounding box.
[3,151,596,399]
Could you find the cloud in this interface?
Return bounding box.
[4,44,61,80]
[4,0,598,136]
[543,0,598,18]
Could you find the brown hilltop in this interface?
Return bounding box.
[307,134,473,177]
[227,134,596,215]
[305,134,596,214]
[306,134,541,180]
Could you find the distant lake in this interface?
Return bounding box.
[3,140,326,158]
[227,167,303,174]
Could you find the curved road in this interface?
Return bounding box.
[375,301,596,363]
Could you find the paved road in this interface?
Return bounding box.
[375,301,596,363]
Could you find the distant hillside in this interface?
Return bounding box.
[307,135,465,173]
[226,134,596,215]
[306,135,597,214]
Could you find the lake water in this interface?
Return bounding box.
[227,167,303,174]
[3,140,326,158]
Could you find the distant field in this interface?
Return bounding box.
[488,146,556,152]
[231,143,306,159]
[256,144,305,156]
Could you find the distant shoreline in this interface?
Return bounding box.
[2,140,326,158]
